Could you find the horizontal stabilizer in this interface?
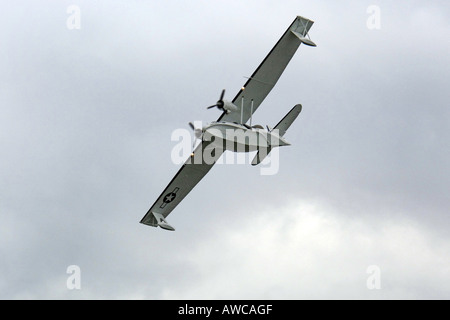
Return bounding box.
[273,104,302,137]
[252,147,272,166]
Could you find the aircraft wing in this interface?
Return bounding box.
[140,141,223,230]
[218,16,315,124]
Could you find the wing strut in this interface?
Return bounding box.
[250,99,254,127]
[240,96,244,124]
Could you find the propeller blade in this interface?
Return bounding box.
[189,122,195,130]
[194,128,203,140]
[207,89,226,111]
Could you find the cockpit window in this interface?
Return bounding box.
[252,125,264,129]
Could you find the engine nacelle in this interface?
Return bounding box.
[222,100,238,113]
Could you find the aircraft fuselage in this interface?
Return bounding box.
[202,121,290,153]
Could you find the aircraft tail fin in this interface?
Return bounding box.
[251,104,302,166]
[251,147,272,166]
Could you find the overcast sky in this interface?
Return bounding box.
[1,0,449,299]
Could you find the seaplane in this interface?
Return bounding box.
[140,16,316,231]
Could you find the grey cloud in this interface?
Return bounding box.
[1,1,449,299]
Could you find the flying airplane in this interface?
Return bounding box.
[140,16,316,231]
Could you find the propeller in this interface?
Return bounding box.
[188,122,203,151]
[207,89,226,111]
